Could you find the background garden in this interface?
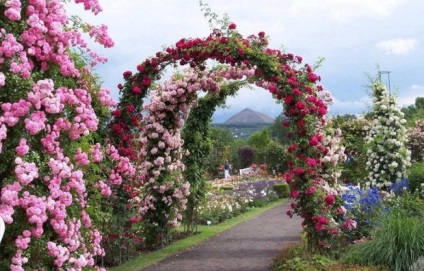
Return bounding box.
[1,1,424,271]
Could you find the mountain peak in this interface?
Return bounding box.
[223,108,274,124]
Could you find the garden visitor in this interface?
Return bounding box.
[224,160,231,179]
[345,150,355,165]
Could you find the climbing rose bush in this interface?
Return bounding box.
[364,82,411,189]
[109,20,355,250]
[0,0,135,270]
[133,66,256,246]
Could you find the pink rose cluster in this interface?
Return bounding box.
[0,0,138,270]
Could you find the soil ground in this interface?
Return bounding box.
[141,201,303,271]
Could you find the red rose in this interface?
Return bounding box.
[290,190,300,199]
[142,76,151,87]
[284,173,292,183]
[287,144,297,153]
[292,168,304,175]
[293,88,302,96]
[258,31,265,38]
[269,85,277,94]
[331,228,339,235]
[117,83,123,90]
[136,64,145,72]
[309,135,319,146]
[132,85,141,95]
[308,73,320,83]
[295,101,306,110]
[123,71,132,79]
[284,95,294,105]
[306,95,316,102]
[317,216,329,225]
[282,120,290,127]
[325,194,336,205]
[229,23,237,30]
[305,186,316,195]
[306,158,317,167]
[111,109,121,117]
[295,55,302,63]
[317,106,327,116]
[126,105,134,113]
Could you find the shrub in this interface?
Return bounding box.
[407,162,424,193]
[389,178,409,195]
[343,207,424,271]
[342,185,383,240]
[273,183,290,198]
[272,242,389,271]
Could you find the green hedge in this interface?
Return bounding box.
[273,183,289,198]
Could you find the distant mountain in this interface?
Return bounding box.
[224,108,274,124]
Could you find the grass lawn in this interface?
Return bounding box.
[109,198,287,271]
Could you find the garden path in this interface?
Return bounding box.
[142,200,302,271]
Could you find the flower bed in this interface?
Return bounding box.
[197,178,285,225]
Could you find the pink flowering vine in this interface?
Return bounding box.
[0,0,134,270]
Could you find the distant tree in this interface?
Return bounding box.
[247,128,272,149]
[230,138,248,170]
[329,114,358,129]
[238,147,255,168]
[263,141,288,174]
[208,127,234,176]
[401,97,424,127]
[268,113,290,144]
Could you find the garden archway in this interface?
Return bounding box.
[110,26,349,249]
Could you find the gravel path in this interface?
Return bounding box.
[142,201,303,271]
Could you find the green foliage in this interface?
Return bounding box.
[262,141,288,174]
[273,183,289,198]
[344,196,424,271]
[332,117,370,184]
[247,128,272,149]
[401,97,424,127]
[272,243,387,271]
[182,80,246,232]
[407,162,424,192]
[268,113,290,144]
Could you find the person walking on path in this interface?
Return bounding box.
[142,200,302,271]
[224,160,231,179]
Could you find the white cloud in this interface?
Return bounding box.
[376,38,418,55]
[289,0,403,22]
[396,84,423,107]
[329,96,372,115]
[64,1,424,122]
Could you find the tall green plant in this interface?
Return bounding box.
[344,201,424,271]
[182,81,245,232]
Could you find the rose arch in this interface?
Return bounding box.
[109,26,352,250]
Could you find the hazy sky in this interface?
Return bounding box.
[68,0,424,123]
